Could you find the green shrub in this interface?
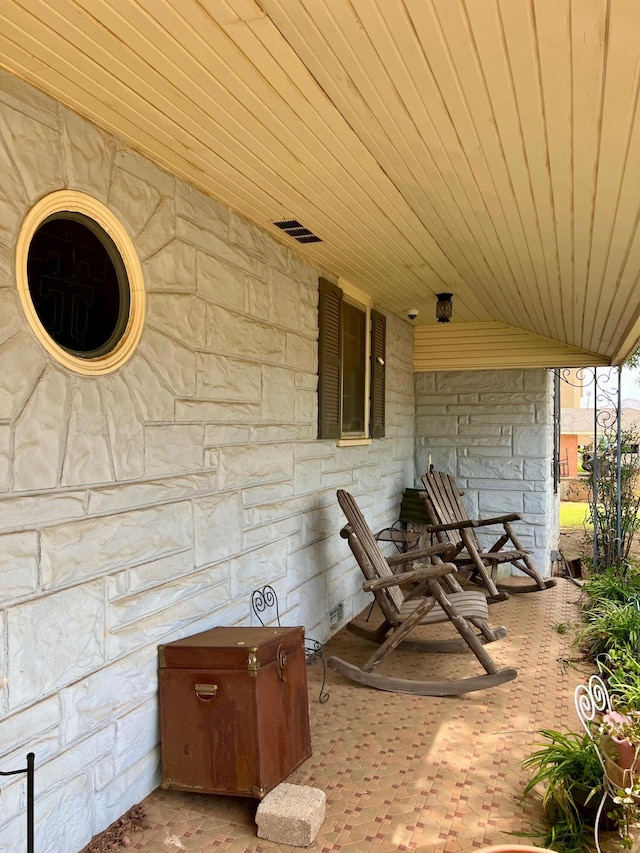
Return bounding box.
[576,599,640,659]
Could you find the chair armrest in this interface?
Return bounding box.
[472,513,521,527]
[387,542,456,567]
[423,518,476,532]
[363,562,456,591]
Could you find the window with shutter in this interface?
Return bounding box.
[317,277,386,441]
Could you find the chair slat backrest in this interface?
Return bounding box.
[421,468,480,549]
[337,490,404,617]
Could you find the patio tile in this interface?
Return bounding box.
[106,578,600,852]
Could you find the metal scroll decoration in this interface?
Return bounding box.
[574,674,631,853]
[558,366,624,570]
[251,585,329,703]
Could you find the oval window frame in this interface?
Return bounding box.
[16,191,145,375]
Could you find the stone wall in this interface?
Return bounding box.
[0,71,415,852]
[414,369,558,573]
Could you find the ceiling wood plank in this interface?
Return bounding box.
[1,0,640,361]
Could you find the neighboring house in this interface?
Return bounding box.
[1,4,640,850]
[560,402,640,478]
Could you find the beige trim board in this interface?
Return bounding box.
[413,322,610,372]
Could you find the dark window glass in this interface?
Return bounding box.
[26,213,130,358]
[342,301,366,433]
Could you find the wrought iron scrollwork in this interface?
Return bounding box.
[251,584,329,703]
[557,365,623,569]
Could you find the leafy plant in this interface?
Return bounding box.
[576,599,640,660]
[586,428,640,570]
[521,729,604,852]
[581,561,640,607]
[600,650,640,708]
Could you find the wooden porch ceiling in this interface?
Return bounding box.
[0,1,639,369]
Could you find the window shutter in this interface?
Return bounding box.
[369,309,386,438]
[318,277,343,439]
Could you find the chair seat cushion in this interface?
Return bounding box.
[398,590,489,624]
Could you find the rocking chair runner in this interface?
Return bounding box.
[327,489,517,696]
[420,467,556,601]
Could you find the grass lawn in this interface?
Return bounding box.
[559,501,592,529]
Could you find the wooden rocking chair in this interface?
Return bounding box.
[420,467,556,601]
[327,490,518,696]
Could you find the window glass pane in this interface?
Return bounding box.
[26,213,130,358]
[342,301,366,433]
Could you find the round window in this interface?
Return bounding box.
[16,191,144,375]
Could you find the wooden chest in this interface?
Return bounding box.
[158,626,311,798]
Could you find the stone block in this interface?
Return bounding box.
[196,352,261,401]
[0,530,38,600]
[183,220,267,278]
[415,415,458,435]
[0,68,58,125]
[92,752,160,836]
[147,293,206,349]
[133,199,175,261]
[88,472,218,515]
[109,563,228,629]
[524,458,548,481]
[63,110,114,201]
[414,372,436,393]
[0,332,47,421]
[262,365,296,420]
[229,211,281,264]
[124,353,175,422]
[228,540,287,597]
[115,147,175,197]
[62,381,113,486]
[269,269,302,331]
[513,424,549,458]
[246,275,269,319]
[102,373,145,482]
[144,239,196,293]
[193,491,243,565]
[176,179,228,232]
[25,772,91,853]
[0,492,85,534]
[256,783,326,847]
[295,389,316,424]
[109,166,161,235]
[108,550,194,599]
[436,369,523,393]
[60,648,157,745]
[144,424,204,476]
[105,580,230,660]
[0,104,63,200]
[196,252,246,311]
[139,327,196,397]
[207,305,287,362]
[458,457,524,480]
[7,581,104,709]
[219,443,293,489]
[41,503,193,588]
[286,332,316,371]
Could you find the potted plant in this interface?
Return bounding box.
[599,709,640,773]
[520,729,604,852]
[596,709,640,847]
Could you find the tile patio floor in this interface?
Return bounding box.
[122,577,594,852]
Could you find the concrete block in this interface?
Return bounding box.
[256,783,326,847]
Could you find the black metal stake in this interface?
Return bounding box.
[0,751,35,853]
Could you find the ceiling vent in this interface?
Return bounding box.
[272,219,322,244]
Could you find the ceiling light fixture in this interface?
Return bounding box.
[436,293,453,323]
